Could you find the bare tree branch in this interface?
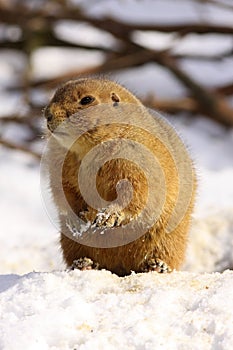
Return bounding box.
[216,83,233,96]
[0,0,233,146]
[143,96,198,114]
[14,48,233,126]
[0,138,41,159]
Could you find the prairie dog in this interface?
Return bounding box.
[43,78,196,276]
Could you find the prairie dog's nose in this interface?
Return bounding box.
[44,103,69,133]
[44,108,53,122]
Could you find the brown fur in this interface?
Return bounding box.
[44,78,196,276]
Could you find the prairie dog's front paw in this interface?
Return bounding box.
[71,257,99,271]
[93,207,126,229]
[142,258,172,273]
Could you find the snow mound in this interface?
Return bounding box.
[1,269,233,349]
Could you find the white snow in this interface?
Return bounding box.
[0,151,64,274]
[31,48,105,80]
[1,0,233,348]
[80,0,233,26]
[1,270,233,349]
[54,21,120,49]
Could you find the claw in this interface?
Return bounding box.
[92,208,125,229]
[71,257,99,271]
[142,258,172,273]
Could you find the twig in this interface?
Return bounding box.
[216,83,233,96]
[0,138,41,160]
[1,1,233,128]
[143,96,198,114]
[18,48,233,125]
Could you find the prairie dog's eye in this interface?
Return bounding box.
[80,96,95,105]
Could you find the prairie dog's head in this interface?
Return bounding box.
[44,78,142,133]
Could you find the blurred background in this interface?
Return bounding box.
[0,0,233,275]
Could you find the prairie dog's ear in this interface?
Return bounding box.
[111,92,120,106]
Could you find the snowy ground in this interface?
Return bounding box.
[1,270,233,350]
[1,1,233,349]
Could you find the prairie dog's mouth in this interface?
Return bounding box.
[50,127,79,151]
